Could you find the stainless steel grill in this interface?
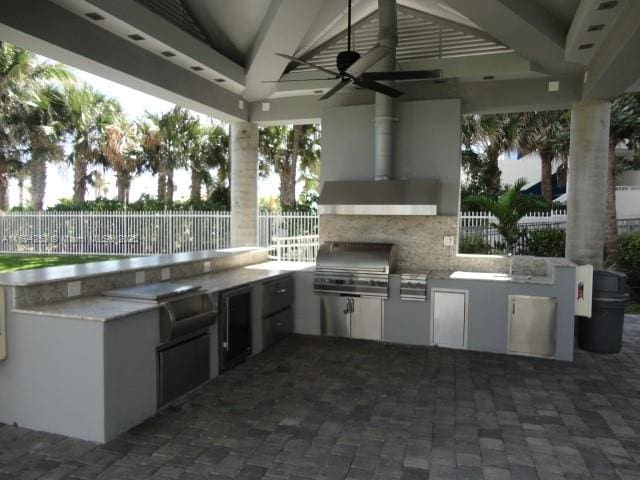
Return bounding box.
[314,242,397,298]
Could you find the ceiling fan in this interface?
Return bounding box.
[274,0,442,100]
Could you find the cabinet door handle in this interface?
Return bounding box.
[276,288,287,294]
[275,321,282,327]
[350,298,355,313]
[512,300,516,315]
[225,297,230,352]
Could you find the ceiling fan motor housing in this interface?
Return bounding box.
[337,50,361,74]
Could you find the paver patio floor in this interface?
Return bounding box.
[3,316,640,479]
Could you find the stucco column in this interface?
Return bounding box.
[230,121,258,247]
[565,100,611,267]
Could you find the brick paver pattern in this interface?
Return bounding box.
[3,316,640,479]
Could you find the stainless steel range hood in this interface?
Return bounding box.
[318,179,441,215]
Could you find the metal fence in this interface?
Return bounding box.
[269,234,319,262]
[460,211,640,253]
[2,209,638,259]
[0,211,319,257]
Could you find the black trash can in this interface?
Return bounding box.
[578,270,630,353]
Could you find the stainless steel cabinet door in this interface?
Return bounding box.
[320,296,351,337]
[432,290,467,348]
[350,297,383,340]
[508,296,556,357]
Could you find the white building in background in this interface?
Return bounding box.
[499,152,640,219]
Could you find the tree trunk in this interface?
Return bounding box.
[157,170,166,202]
[190,168,201,202]
[540,150,554,204]
[72,156,88,203]
[280,125,301,208]
[485,150,501,195]
[166,166,174,204]
[116,171,130,204]
[29,157,47,211]
[604,141,618,260]
[18,178,24,208]
[0,155,9,211]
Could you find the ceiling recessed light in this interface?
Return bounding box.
[85,12,105,21]
[214,78,226,83]
[434,79,447,84]
[578,43,594,50]
[161,51,176,57]
[191,66,204,71]
[598,1,618,10]
[483,75,495,80]
[587,24,605,32]
[313,90,323,94]
[128,34,145,41]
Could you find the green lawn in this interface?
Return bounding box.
[627,303,640,315]
[0,254,124,273]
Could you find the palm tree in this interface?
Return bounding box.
[198,123,230,202]
[466,178,548,253]
[605,93,640,258]
[20,84,68,210]
[297,124,321,199]
[102,113,139,203]
[463,113,522,195]
[259,124,320,209]
[145,107,200,204]
[63,84,120,203]
[518,110,570,204]
[0,42,70,210]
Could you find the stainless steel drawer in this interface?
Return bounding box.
[262,276,294,317]
[158,332,209,407]
[264,307,294,346]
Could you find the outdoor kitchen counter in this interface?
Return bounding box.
[12,296,159,322]
[189,261,314,293]
[11,261,314,321]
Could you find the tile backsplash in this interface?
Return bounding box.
[320,215,460,272]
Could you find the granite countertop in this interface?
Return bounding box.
[13,261,314,322]
[190,261,314,292]
[13,296,159,322]
[0,247,267,286]
[392,269,553,284]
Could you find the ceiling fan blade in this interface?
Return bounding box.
[353,78,404,98]
[360,69,442,81]
[261,77,337,83]
[345,44,390,78]
[275,52,339,77]
[320,79,351,100]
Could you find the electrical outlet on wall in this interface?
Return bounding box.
[161,268,171,280]
[135,271,145,284]
[443,235,455,247]
[67,281,81,297]
[203,261,211,273]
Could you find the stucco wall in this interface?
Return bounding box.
[321,98,462,216]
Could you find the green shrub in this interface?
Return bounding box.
[525,228,566,257]
[459,235,490,254]
[614,233,640,302]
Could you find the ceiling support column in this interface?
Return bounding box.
[374,0,397,181]
[230,121,259,247]
[565,100,611,267]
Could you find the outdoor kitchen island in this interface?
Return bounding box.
[296,255,577,362]
[0,248,310,443]
[0,245,576,444]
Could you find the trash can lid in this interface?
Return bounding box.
[593,269,627,295]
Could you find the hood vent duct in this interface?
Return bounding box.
[374,0,398,181]
[318,179,441,215]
